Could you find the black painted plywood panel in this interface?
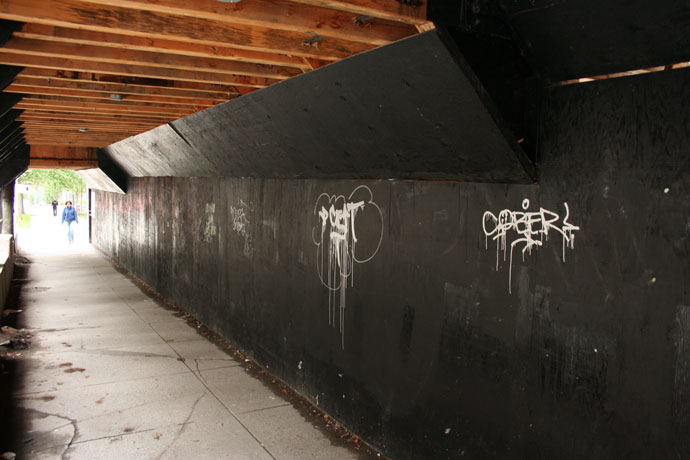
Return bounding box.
[0,93,22,119]
[0,110,20,133]
[105,29,534,183]
[503,0,690,81]
[76,168,125,194]
[0,145,28,189]
[102,123,216,177]
[93,68,690,459]
[0,130,24,159]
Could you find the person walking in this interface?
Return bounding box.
[61,200,78,244]
[51,198,58,217]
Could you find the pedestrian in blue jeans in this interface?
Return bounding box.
[61,201,78,244]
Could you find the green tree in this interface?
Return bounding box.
[19,170,86,204]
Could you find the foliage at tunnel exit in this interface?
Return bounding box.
[18,170,86,204]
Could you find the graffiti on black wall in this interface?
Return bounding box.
[230,200,254,257]
[204,202,216,242]
[482,198,581,293]
[312,185,383,348]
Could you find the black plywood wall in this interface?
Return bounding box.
[101,30,535,184]
[92,68,690,459]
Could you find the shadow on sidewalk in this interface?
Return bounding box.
[0,254,31,457]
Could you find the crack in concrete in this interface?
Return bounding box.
[188,367,279,460]
[68,426,157,446]
[20,407,79,460]
[194,359,205,383]
[101,269,281,460]
[155,392,205,460]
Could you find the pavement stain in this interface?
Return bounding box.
[22,395,56,402]
[63,367,85,374]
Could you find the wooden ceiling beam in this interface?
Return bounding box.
[26,131,144,146]
[29,145,98,170]
[12,76,233,102]
[30,145,96,155]
[21,122,158,132]
[16,102,193,119]
[6,83,222,107]
[19,94,207,112]
[25,139,118,148]
[25,132,124,139]
[77,0,415,46]
[17,109,170,123]
[0,52,276,88]
[18,109,168,121]
[19,69,252,96]
[25,132,126,138]
[286,0,429,25]
[24,131,144,139]
[0,0,374,60]
[15,24,311,70]
[22,124,158,134]
[17,109,193,122]
[18,112,166,126]
[22,120,156,129]
[29,158,99,170]
[3,37,301,80]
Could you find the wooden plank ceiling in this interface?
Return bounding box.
[0,0,430,169]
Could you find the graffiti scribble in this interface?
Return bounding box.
[204,202,216,242]
[312,185,383,349]
[482,198,581,293]
[230,200,254,256]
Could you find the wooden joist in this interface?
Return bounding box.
[0,52,278,88]
[19,69,252,96]
[287,0,429,25]
[0,0,376,60]
[29,158,98,169]
[18,112,166,125]
[6,84,223,107]
[76,0,416,45]
[15,24,312,69]
[13,75,235,102]
[0,0,427,154]
[3,37,302,80]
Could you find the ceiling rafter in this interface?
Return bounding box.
[6,84,220,107]
[2,37,302,80]
[0,0,375,60]
[77,0,416,45]
[0,0,428,162]
[19,69,250,96]
[14,24,312,70]
[0,52,279,87]
[12,76,235,102]
[286,0,429,25]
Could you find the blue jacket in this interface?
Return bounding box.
[62,206,78,224]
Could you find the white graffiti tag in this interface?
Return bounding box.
[230,206,249,236]
[482,198,581,293]
[312,185,383,349]
[204,202,216,242]
[230,200,254,257]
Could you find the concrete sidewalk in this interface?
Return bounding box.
[7,242,379,459]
